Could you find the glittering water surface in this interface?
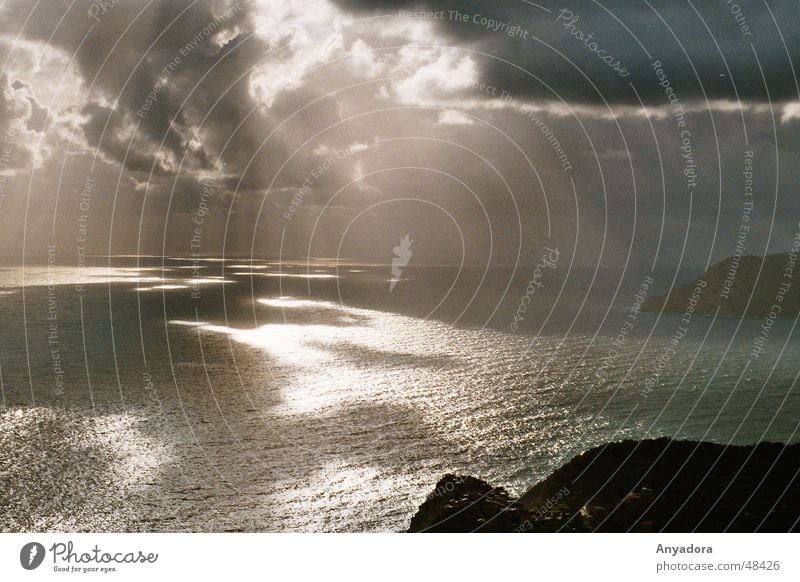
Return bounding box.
[0,259,798,531]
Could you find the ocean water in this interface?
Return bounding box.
[1,258,798,532]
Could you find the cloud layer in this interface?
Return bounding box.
[0,0,797,288]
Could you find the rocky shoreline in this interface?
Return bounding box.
[408,438,800,532]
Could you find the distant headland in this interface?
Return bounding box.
[641,253,800,319]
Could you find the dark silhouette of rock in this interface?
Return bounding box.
[642,253,800,318]
[409,439,800,532]
[408,474,528,532]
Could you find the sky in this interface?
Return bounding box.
[0,0,799,278]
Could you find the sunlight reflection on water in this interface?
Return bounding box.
[2,260,799,532]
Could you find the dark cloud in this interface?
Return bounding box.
[332,0,800,106]
[1,0,267,178]
[1,0,799,274]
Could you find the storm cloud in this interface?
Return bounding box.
[0,0,798,290]
[332,0,800,106]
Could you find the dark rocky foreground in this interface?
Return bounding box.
[408,438,800,532]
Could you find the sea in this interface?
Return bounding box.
[1,257,798,532]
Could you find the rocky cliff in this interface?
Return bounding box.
[408,438,800,532]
